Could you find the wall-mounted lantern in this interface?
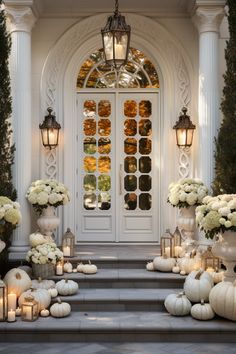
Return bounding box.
[173,107,196,148]
[39,108,61,150]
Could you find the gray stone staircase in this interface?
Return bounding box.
[1,247,236,342]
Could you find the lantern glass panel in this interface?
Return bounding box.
[160,230,174,258]
[173,227,182,247]
[21,297,38,322]
[201,247,220,271]
[62,228,75,257]
[0,281,7,321]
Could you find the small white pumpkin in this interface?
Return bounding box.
[29,232,48,247]
[18,265,32,276]
[19,288,51,311]
[180,270,186,276]
[72,268,78,273]
[50,297,71,318]
[63,261,73,273]
[48,287,58,298]
[184,270,214,302]
[153,255,176,272]
[31,277,55,290]
[209,281,236,321]
[77,263,85,273]
[191,300,215,321]
[4,268,32,297]
[56,279,79,296]
[172,266,180,274]
[164,292,191,316]
[178,254,201,274]
[40,308,50,317]
[146,262,154,271]
[83,261,98,274]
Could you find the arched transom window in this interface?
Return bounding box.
[77,47,159,89]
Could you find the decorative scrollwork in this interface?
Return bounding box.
[45,149,57,179]
[178,148,190,178]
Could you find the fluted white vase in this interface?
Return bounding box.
[212,231,236,282]
[37,206,60,238]
[178,206,197,253]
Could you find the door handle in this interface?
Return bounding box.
[119,164,123,195]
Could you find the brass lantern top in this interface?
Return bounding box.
[63,228,75,241]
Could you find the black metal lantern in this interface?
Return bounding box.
[39,108,61,149]
[173,107,196,148]
[101,0,131,69]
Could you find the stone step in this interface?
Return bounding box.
[52,288,179,311]
[51,269,185,289]
[1,311,236,342]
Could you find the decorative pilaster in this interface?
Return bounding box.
[192,4,225,189]
[6,6,36,255]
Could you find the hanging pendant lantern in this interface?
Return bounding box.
[101,0,131,69]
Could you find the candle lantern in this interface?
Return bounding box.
[62,228,75,257]
[21,295,39,322]
[173,226,182,247]
[0,278,7,321]
[160,229,174,258]
[201,246,220,272]
[55,260,64,276]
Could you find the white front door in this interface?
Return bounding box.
[76,92,159,242]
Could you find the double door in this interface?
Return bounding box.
[77,92,159,242]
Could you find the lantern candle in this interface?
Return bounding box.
[56,262,63,275]
[174,246,183,258]
[63,246,70,257]
[7,293,17,311]
[206,267,214,273]
[7,309,15,322]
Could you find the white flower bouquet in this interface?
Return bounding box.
[167,178,208,208]
[26,179,70,213]
[196,194,236,239]
[0,196,21,227]
[26,242,63,265]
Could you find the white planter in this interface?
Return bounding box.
[212,231,236,282]
[37,206,60,238]
[177,206,197,243]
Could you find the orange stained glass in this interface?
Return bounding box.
[84,156,96,173]
[139,100,152,117]
[124,138,137,155]
[98,119,111,136]
[83,100,96,117]
[124,100,137,117]
[98,100,111,117]
[98,156,111,173]
[139,119,152,136]
[124,119,137,136]
[83,119,96,136]
[98,138,111,154]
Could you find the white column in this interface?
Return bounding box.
[193,4,225,190]
[6,6,36,255]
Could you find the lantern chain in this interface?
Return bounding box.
[115,0,119,15]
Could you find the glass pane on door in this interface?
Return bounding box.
[123,99,153,211]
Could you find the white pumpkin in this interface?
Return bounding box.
[19,288,51,311]
[18,265,32,276]
[50,298,71,318]
[178,254,201,274]
[40,308,50,317]
[29,232,48,247]
[83,261,98,274]
[184,270,214,302]
[4,268,32,297]
[63,261,73,273]
[56,279,79,296]
[72,268,78,273]
[146,262,154,271]
[153,255,176,272]
[164,292,191,316]
[191,300,215,320]
[209,281,236,321]
[77,263,85,273]
[48,287,58,298]
[172,266,180,274]
[180,270,186,276]
[31,278,55,290]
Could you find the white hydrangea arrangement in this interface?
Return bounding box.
[26,179,70,213]
[196,194,236,239]
[167,178,208,208]
[26,242,63,265]
[0,196,21,226]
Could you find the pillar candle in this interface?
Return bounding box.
[7,293,17,311]
[56,263,63,275]
[7,309,15,322]
[63,246,70,257]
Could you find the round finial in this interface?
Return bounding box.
[47,107,53,115]
[182,107,188,115]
